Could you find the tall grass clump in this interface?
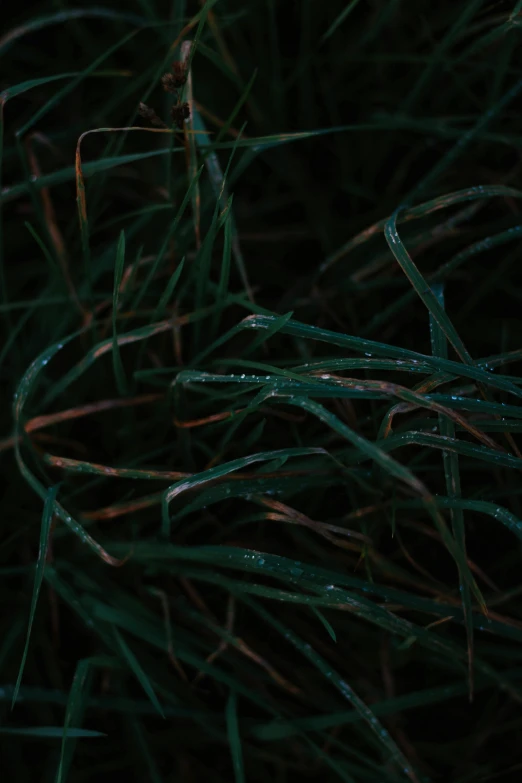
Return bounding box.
[2,1,522,781]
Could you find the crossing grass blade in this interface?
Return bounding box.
[429,284,474,700]
[240,595,421,783]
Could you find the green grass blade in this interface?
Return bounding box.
[226,690,245,783]
[55,659,94,783]
[311,607,337,642]
[0,727,104,738]
[111,627,164,718]
[112,230,128,395]
[11,483,60,708]
[402,0,486,111]
[131,166,203,310]
[0,9,146,56]
[162,446,327,535]
[215,69,257,145]
[384,215,472,363]
[430,283,474,699]
[320,0,362,43]
[16,31,141,139]
[241,595,420,783]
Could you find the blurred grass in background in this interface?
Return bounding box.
[2,1,522,780]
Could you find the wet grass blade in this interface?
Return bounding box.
[384,215,472,363]
[162,447,327,535]
[241,595,421,783]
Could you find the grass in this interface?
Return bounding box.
[2,0,522,780]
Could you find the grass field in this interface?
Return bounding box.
[2,1,522,781]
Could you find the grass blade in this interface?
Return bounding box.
[11,483,59,708]
[112,230,128,395]
[111,627,164,718]
[429,283,474,700]
[226,690,245,783]
[55,659,94,783]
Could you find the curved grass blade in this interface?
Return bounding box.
[240,314,522,398]
[41,320,175,409]
[162,447,327,536]
[319,184,522,275]
[0,8,146,56]
[16,30,141,140]
[1,74,78,102]
[13,333,127,566]
[262,394,484,608]
[102,542,522,651]
[384,216,471,363]
[364,225,522,335]
[1,146,166,203]
[371,431,522,471]
[178,369,501,451]
[398,497,522,541]
[191,310,294,367]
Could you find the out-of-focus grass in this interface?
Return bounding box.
[2,1,522,781]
